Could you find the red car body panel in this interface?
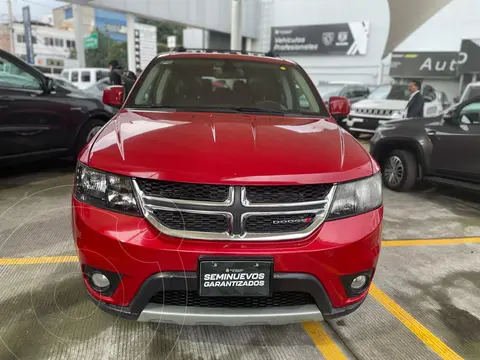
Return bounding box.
[82,109,373,185]
[73,198,382,308]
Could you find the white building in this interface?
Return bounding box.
[0,22,79,72]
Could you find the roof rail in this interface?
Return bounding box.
[171,47,280,58]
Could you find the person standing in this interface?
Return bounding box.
[406,79,425,118]
[108,60,123,86]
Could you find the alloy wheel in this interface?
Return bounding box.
[384,155,404,186]
[86,126,103,143]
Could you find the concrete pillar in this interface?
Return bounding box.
[245,38,252,52]
[127,13,136,72]
[230,0,242,50]
[72,4,85,67]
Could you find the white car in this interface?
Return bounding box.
[60,67,109,90]
[458,81,480,103]
[344,83,443,136]
[45,74,78,92]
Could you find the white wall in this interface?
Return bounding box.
[395,0,480,52]
[268,0,390,85]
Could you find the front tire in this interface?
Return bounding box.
[74,119,105,156]
[382,150,417,191]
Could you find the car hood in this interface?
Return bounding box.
[352,99,407,111]
[84,109,374,185]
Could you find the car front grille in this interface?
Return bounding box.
[151,209,229,233]
[245,185,331,204]
[136,179,230,203]
[150,291,315,308]
[133,179,335,241]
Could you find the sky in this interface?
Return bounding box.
[10,0,67,21]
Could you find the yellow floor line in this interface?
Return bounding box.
[370,284,463,360]
[382,237,480,247]
[302,322,348,360]
[0,256,78,265]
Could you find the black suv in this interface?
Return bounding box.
[0,50,114,166]
[370,96,480,192]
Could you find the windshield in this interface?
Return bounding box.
[127,58,328,116]
[463,85,480,102]
[316,84,344,98]
[51,77,78,91]
[368,84,410,101]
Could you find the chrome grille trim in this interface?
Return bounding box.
[240,187,330,207]
[140,185,234,207]
[133,180,336,241]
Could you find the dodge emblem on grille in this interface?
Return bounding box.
[272,217,313,225]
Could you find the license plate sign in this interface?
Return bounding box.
[199,260,272,297]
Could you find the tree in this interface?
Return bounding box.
[85,30,127,68]
[137,18,185,52]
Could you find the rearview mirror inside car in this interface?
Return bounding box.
[103,85,125,108]
[329,96,351,119]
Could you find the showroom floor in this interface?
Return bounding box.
[0,156,479,360]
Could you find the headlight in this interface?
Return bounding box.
[74,163,141,216]
[327,172,382,220]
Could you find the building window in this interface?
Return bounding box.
[44,37,54,46]
[17,34,25,43]
[64,7,73,19]
[54,38,64,47]
[32,36,37,44]
[81,71,91,82]
[71,71,79,82]
[66,40,76,48]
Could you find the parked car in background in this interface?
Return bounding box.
[436,90,451,110]
[84,77,110,100]
[316,81,371,106]
[61,67,110,90]
[45,73,78,92]
[344,83,443,137]
[370,95,480,192]
[0,49,115,166]
[455,81,480,104]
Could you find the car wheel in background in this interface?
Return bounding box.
[382,150,417,191]
[74,119,106,156]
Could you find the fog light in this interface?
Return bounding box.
[91,272,110,289]
[351,275,367,290]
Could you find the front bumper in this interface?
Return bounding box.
[345,115,394,133]
[89,272,366,325]
[73,199,382,324]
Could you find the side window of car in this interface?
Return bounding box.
[0,55,42,90]
[81,71,91,83]
[341,87,355,98]
[459,102,480,125]
[352,86,368,97]
[71,71,78,82]
[96,71,109,81]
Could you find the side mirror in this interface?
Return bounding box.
[453,96,460,103]
[329,96,351,119]
[103,85,125,107]
[44,77,55,93]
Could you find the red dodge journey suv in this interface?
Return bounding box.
[72,50,383,326]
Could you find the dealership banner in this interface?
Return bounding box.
[389,52,468,78]
[458,39,480,73]
[270,22,370,56]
